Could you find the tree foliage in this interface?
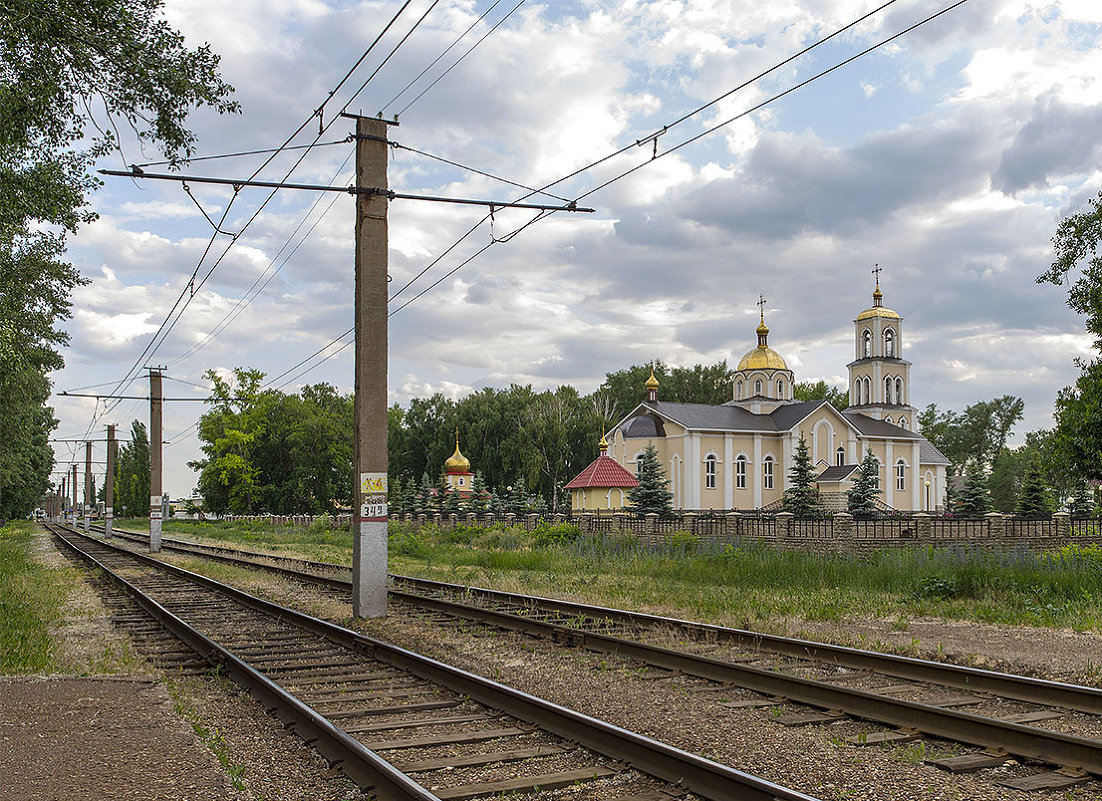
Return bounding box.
[918,396,1024,475]
[782,435,823,517]
[0,0,236,517]
[627,443,673,515]
[1015,461,1054,519]
[793,379,849,410]
[847,450,881,518]
[956,471,990,517]
[600,361,734,416]
[113,420,150,517]
[190,369,353,515]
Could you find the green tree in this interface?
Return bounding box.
[627,443,673,515]
[793,379,849,410]
[1016,462,1054,519]
[600,361,734,418]
[918,396,1024,475]
[114,420,150,517]
[468,473,488,512]
[956,471,991,517]
[782,435,823,517]
[1068,480,1095,518]
[847,450,881,518]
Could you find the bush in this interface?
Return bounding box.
[669,531,701,554]
[307,513,333,536]
[532,522,581,549]
[388,529,430,558]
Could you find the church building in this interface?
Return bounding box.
[601,281,950,512]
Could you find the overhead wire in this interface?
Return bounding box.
[395,0,527,117]
[379,0,506,114]
[86,0,430,431]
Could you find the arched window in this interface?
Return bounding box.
[704,454,717,490]
[884,328,895,357]
[896,459,906,491]
[776,379,785,398]
[853,379,861,405]
[754,379,763,396]
[633,452,646,476]
[863,376,871,405]
[885,377,894,404]
[885,415,893,424]
[836,446,846,466]
[736,455,747,489]
[736,381,743,400]
[872,458,882,490]
[863,329,872,358]
[896,377,903,405]
[762,455,774,490]
[899,416,909,430]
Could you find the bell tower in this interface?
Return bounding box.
[846,269,916,429]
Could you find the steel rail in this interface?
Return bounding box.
[88,526,1102,775]
[102,525,1102,718]
[58,525,819,801]
[47,524,438,801]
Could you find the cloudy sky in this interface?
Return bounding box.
[51,0,1102,497]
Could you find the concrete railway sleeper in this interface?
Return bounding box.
[92,525,1102,790]
[49,524,818,801]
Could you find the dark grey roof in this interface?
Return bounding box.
[621,414,664,438]
[920,441,951,465]
[631,401,778,432]
[770,400,829,430]
[817,464,858,482]
[842,412,923,439]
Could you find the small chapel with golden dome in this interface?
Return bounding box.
[443,429,474,496]
[594,280,949,512]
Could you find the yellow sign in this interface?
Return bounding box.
[361,473,387,494]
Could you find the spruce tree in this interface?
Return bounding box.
[1068,480,1094,518]
[782,434,823,517]
[1016,462,1054,519]
[507,478,529,514]
[414,472,433,511]
[488,489,506,515]
[442,484,461,514]
[956,471,991,517]
[846,450,882,518]
[468,473,488,512]
[627,443,674,515]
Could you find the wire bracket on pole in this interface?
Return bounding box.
[182,182,237,238]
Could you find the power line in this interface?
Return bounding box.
[379,0,506,114]
[88,0,424,431]
[132,137,353,168]
[396,0,527,117]
[386,0,962,318]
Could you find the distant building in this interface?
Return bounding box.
[565,435,639,511]
[605,281,950,512]
[443,429,474,497]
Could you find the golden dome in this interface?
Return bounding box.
[737,346,788,371]
[444,429,470,473]
[645,368,660,390]
[857,277,900,320]
[856,305,900,321]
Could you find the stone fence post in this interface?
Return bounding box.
[1054,511,1071,540]
[682,513,697,533]
[985,512,1005,539]
[912,512,932,540]
[447,513,458,527]
[644,513,658,535]
[504,513,516,527]
[725,511,742,540]
[775,512,793,545]
[832,512,853,552]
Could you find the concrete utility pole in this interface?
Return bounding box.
[59,476,66,521]
[105,424,116,538]
[71,464,78,524]
[149,367,164,552]
[84,441,92,533]
[351,114,393,619]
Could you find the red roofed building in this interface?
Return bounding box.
[565,435,639,512]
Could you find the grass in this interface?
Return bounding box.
[122,517,1102,633]
[165,676,248,791]
[0,521,69,673]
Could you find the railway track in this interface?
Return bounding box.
[93,523,1102,792]
[50,522,819,801]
